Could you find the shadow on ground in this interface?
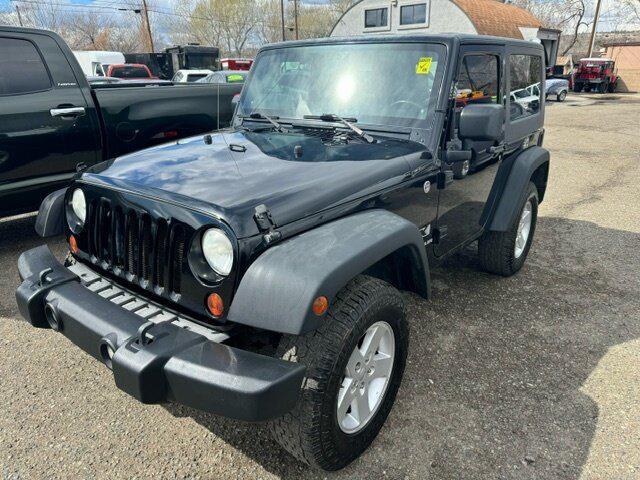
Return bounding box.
[164,216,640,479]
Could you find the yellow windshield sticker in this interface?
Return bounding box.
[416,57,432,75]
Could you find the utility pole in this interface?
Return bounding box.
[587,0,603,57]
[141,0,155,52]
[280,0,286,41]
[293,0,299,40]
[13,2,24,26]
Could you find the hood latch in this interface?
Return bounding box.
[254,204,282,245]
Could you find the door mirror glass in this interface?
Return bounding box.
[459,104,504,142]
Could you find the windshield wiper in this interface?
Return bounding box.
[303,114,375,144]
[239,112,286,133]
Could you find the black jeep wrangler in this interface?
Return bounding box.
[16,34,549,470]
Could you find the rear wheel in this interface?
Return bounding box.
[270,276,408,470]
[478,182,539,276]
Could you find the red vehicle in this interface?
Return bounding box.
[220,58,253,71]
[573,58,618,93]
[106,63,157,80]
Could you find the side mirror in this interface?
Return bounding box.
[459,104,504,142]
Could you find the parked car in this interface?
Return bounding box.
[73,50,125,77]
[220,57,253,71]
[106,63,156,80]
[196,70,247,84]
[0,26,243,217]
[545,78,569,101]
[17,34,549,471]
[510,87,540,113]
[573,57,618,93]
[172,69,214,83]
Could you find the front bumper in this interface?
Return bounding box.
[15,245,305,421]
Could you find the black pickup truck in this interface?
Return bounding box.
[17,34,549,470]
[0,26,241,218]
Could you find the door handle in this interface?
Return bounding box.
[50,107,85,117]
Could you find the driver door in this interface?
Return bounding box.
[435,45,505,256]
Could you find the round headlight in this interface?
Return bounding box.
[202,228,233,276]
[70,189,86,225]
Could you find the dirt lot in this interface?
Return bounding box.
[1,93,639,480]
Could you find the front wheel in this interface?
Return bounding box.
[557,90,567,102]
[270,276,408,470]
[478,182,539,276]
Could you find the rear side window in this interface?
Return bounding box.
[0,37,51,95]
[364,8,389,28]
[455,54,499,105]
[509,54,542,121]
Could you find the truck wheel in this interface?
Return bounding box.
[453,159,470,179]
[557,90,567,102]
[270,275,408,470]
[478,182,538,276]
[573,83,582,93]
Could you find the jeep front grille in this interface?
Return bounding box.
[85,199,189,295]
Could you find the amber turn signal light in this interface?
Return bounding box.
[69,234,79,254]
[206,293,224,317]
[312,296,329,316]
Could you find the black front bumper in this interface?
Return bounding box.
[15,245,305,421]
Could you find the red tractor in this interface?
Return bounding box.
[573,58,618,93]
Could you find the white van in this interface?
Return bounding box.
[73,51,126,77]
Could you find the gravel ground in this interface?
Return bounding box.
[1,93,639,480]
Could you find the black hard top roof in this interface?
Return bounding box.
[259,33,542,53]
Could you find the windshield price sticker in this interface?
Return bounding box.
[416,57,433,75]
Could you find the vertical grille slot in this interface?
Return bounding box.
[169,224,185,294]
[140,215,152,282]
[154,219,168,289]
[125,211,138,275]
[113,207,125,269]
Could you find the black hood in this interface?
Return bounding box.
[83,128,424,238]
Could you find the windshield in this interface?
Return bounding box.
[238,42,446,129]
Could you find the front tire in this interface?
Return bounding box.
[557,90,567,102]
[478,181,539,276]
[270,276,408,470]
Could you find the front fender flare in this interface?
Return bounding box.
[489,146,550,232]
[227,210,430,335]
[35,188,67,238]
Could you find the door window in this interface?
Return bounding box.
[455,54,499,106]
[0,37,51,95]
[509,54,542,121]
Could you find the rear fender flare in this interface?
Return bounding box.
[227,210,430,335]
[489,146,550,231]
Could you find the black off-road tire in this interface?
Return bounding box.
[478,181,539,276]
[270,275,408,470]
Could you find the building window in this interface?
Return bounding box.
[400,3,427,25]
[364,7,389,28]
[509,54,542,120]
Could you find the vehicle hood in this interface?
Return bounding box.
[82,129,424,238]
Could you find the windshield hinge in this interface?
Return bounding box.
[254,204,282,245]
